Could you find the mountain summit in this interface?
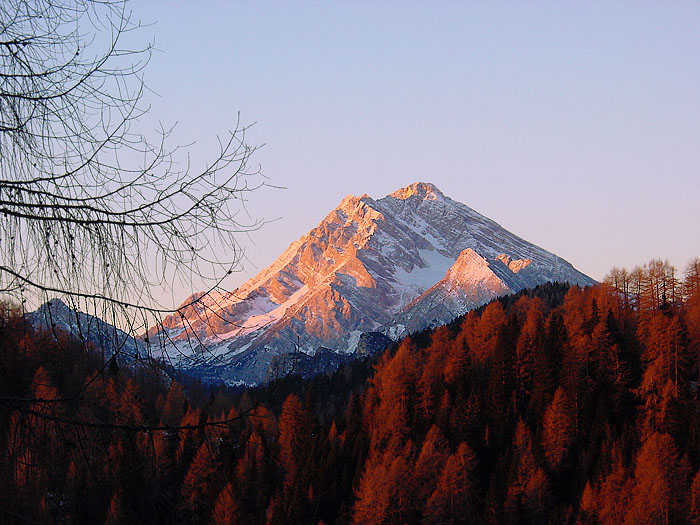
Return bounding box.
[155,182,594,384]
[389,181,446,201]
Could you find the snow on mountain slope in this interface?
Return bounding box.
[387,249,539,336]
[153,182,595,384]
[27,299,145,360]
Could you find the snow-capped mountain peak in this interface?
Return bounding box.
[153,182,595,384]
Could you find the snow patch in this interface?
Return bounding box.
[237,285,309,335]
[392,248,455,306]
[386,323,406,341]
[344,330,363,354]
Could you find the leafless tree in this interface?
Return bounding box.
[0,6,271,522]
[0,0,264,339]
[684,258,700,300]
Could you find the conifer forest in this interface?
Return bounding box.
[3,261,700,524]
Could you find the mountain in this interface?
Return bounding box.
[27,299,145,360]
[153,182,595,384]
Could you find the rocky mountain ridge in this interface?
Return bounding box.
[27,299,144,361]
[150,182,594,385]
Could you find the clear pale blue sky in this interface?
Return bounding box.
[135,2,699,295]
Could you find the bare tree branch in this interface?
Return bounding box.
[0,0,266,343]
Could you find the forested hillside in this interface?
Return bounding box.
[2,259,700,524]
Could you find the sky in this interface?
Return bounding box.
[133,2,699,299]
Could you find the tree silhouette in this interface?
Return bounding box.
[541,387,573,471]
[625,432,689,525]
[425,442,478,524]
[211,482,241,524]
[0,0,263,342]
[0,2,268,479]
[690,469,700,525]
[413,425,450,512]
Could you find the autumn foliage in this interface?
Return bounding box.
[1,258,700,523]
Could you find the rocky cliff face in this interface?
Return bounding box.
[152,182,595,384]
